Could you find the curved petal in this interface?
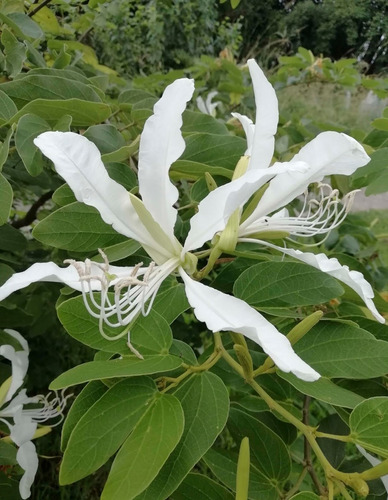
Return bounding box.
[17,441,39,499]
[247,59,278,170]
[0,343,28,404]
[239,240,385,324]
[185,170,271,252]
[138,78,194,242]
[34,132,172,261]
[241,132,370,229]
[180,269,320,381]
[184,161,308,252]
[356,445,388,496]
[10,410,37,446]
[232,112,254,155]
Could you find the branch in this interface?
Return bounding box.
[11,191,53,228]
[303,396,326,495]
[28,0,53,17]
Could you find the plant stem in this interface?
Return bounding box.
[314,431,352,443]
[28,0,52,17]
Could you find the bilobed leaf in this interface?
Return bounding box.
[15,113,50,176]
[32,202,127,251]
[0,223,27,252]
[137,372,229,500]
[102,393,184,500]
[178,133,245,169]
[92,239,141,263]
[1,27,26,77]
[61,381,107,452]
[171,473,234,500]
[6,12,43,39]
[52,184,76,206]
[228,408,291,483]
[203,447,278,500]
[278,372,364,409]
[0,126,14,171]
[234,262,344,307]
[57,298,173,355]
[84,125,125,154]
[350,397,388,457]
[0,174,12,225]
[9,99,111,127]
[171,159,232,180]
[50,355,182,389]
[0,90,17,125]
[182,110,228,135]
[292,321,388,379]
[152,283,189,324]
[60,377,157,484]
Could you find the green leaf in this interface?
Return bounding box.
[169,340,198,365]
[278,372,364,409]
[228,408,291,483]
[15,113,50,176]
[9,98,111,127]
[0,75,102,109]
[6,12,43,39]
[171,159,232,180]
[50,355,182,390]
[179,133,245,170]
[52,184,76,206]
[32,202,127,251]
[84,125,125,154]
[203,447,279,500]
[105,162,137,191]
[350,397,388,457]
[0,125,14,171]
[61,380,107,452]
[171,473,234,500]
[0,174,12,225]
[289,494,320,500]
[102,392,184,500]
[0,223,26,252]
[57,298,173,355]
[54,114,73,131]
[137,372,229,500]
[60,377,158,484]
[152,283,189,324]
[234,262,344,307]
[0,441,17,466]
[91,239,141,263]
[0,27,26,77]
[372,118,388,132]
[293,321,388,379]
[351,148,388,194]
[182,110,228,135]
[0,90,17,125]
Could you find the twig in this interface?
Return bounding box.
[303,396,326,495]
[12,191,53,228]
[28,0,53,17]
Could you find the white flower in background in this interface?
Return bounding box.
[0,75,322,382]
[357,445,388,498]
[226,59,385,324]
[196,90,219,116]
[0,330,69,499]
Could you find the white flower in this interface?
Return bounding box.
[229,60,384,324]
[196,90,219,116]
[0,75,322,382]
[0,330,69,499]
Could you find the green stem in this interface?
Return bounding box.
[314,431,353,443]
[284,467,308,500]
[360,457,388,481]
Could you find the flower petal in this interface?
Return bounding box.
[17,441,39,499]
[0,338,28,404]
[138,78,194,242]
[34,132,171,261]
[241,132,370,229]
[180,269,320,381]
[232,112,254,155]
[184,162,308,252]
[10,410,37,446]
[240,240,385,324]
[247,59,278,170]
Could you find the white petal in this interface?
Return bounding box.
[17,441,39,499]
[180,270,320,381]
[196,96,208,114]
[242,132,370,228]
[0,345,28,403]
[138,78,194,242]
[247,59,278,170]
[184,162,308,252]
[4,329,28,352]
[232,112,254,155]
[10,410,37,446]
[34,132,170,260]
[356,445,388,497]
[243,241,385,324]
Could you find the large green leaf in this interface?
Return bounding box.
[0,126,14,171]
[137,372,230,500]
[0,90,17,125]
[179,133,245,170]
[203,448,279,500]
[84,125,125,154]
[0,441,17,466]
[228,408,291,484]
[234,262,344,307]
[60,377,157,484]
[0,75,102,108]
[171,159,232,180]
[57,298,173,355]
[9,98,111,127]
[152,283,189,324]
[293,321,388,379]
[0,27,26,77]
[33,202,127,251]
[102,393,184,500]
[182,110,229,135]
[278,372,364,409]
[50,355,182,390]
[61,381,107,451]
[351,148,388,195]
[171,473,234,500]
[350,397,388,457]
[0,223,26,252]
[0,174,12,225]
[15,113,50,176]
[0,12,43,40]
